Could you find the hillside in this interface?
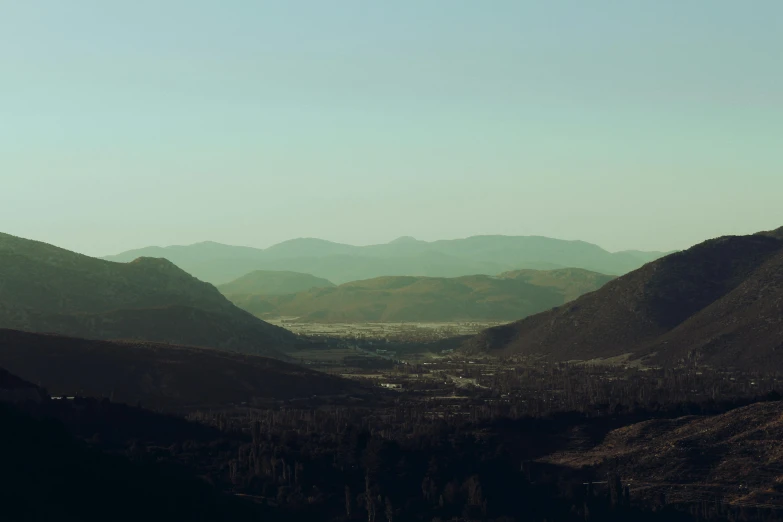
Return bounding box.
[462,230,783,370]
[218,270,334,295]
[0,329,365,411]
[545,400,783,505]
[104,235,668,284]
[499,268,616,302]
[0,232,294,357]
[223,269,613,323]
[0,366,46,403]
[0,398,263,521]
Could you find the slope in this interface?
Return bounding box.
[499,268,616,302]
[223,269,613,323]
[0,329,365,411]
[0,232,294,357]
[545,400,783,506]
[217,270,335,295]
[463,231,783,367]
[641,248,783,369]
[0,398,263,521]
[104,235,669,284]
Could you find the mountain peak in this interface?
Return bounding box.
[389,236,421,244]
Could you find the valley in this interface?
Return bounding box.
[2,227,782,521]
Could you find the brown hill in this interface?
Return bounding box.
[545,400,783,505]
[463,231,783,369]
[0,232,295,357]
[641,248,783,368]
[0,329,365,411]
[223,270,613,323]
[499,268,616,302]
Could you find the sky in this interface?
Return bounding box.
[2,1,781,257]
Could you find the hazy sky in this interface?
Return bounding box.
[2,1,781,256]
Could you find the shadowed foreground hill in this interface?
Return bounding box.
[223,269,613,323]
[0,232,294,358]
[545,399,783,505]
[105,235,669,284]
[217,270,335,295]
[0,399,264,521]
[0,329,365,411]
[463,228,783,370]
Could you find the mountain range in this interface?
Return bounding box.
[0,232,294,358]
[221,269,615,323]
[463,227,783,371]
[104,236,672,285]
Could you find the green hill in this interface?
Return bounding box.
[0,232,294,358]
[217,270,334,295]
[222,269,613,323]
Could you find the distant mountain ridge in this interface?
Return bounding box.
[462,227,783,371]
[104,235,671,285]
[0,232,294,358]
[221,268,614,323]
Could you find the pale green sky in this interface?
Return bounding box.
[2,1,781,256]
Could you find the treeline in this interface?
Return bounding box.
[184,392,783,521]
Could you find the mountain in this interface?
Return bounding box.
[462,229,783,370]
[104,235,670,285]
[0,329,365,411]
[217,270,335,295]
[0,232,294,357]
[223,269,613,323]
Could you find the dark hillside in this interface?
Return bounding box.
[546,400,783,506]
[0,329,365,411]
[642,248,783,369]
[463,232,783,366]
[0,401,262,521]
